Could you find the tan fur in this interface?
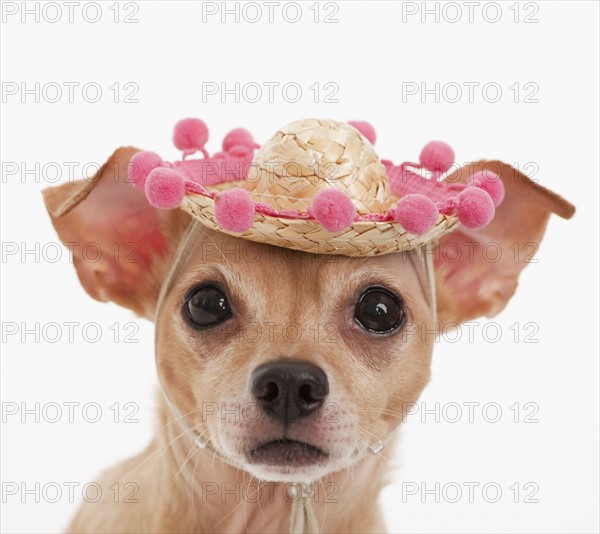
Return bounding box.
[43,148,574,533]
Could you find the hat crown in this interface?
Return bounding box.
[244,119,390,213]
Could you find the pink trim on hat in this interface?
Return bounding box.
[127,119,504,235]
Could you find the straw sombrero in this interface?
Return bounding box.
[128,118,505,256]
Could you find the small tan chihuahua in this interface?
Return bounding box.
[44,120,574,533]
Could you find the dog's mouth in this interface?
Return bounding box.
[246,439,329,467]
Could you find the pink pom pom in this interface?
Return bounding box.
[226,145,254,158]
[145,168,185,209]
[457,187,495,229]
[348,121,377,145]
[215,188,255,232]
[173,118,209,155]
[469,170,505,207]
[419,141,455,173]
[309,189,357,232]
[391,194,439,235]
[222,128,259,153]
[128,151,163,190]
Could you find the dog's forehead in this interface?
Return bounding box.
[175,227,427,308]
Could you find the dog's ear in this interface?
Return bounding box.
[434,160,575,325]
[42,147,189,318]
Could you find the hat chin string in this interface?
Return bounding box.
[416,241,437,325]
[153,221,437,534]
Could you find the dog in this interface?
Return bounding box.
[43,127,574,533]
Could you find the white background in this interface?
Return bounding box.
[1,1,598,532]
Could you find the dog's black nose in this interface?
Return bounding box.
[250,360,329,425]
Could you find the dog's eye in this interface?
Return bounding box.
[354,287,405,334]
[185,285,231,327]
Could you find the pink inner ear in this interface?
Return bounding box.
[435,228,517,321]
[87,170,167,259]
[52,151,168,310]
[435,163,554,324]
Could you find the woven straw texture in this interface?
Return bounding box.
[179,118,460,256]
[244,118,389,214]
[181,194,458,256]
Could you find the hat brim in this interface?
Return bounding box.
[180,194,460,257]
